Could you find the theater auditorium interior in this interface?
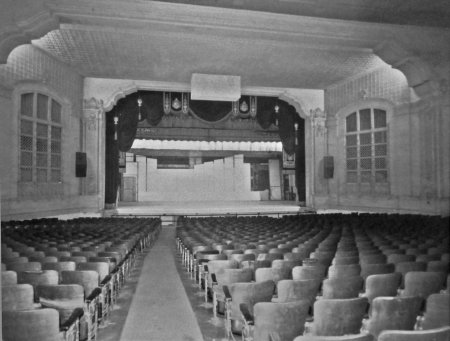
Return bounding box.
[1,1,450,340]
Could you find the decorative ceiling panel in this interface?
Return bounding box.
[33,26,387,89]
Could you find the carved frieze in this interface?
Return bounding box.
[311,108,327,136]
[83,97,105,130]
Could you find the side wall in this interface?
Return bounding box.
[0,45,101,221]
[313,66,450,215]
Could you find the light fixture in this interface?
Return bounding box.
[274,104,280,126]
[172,97,181,110]
[113,115,119,140]
[137,97,142,121]
[294,122,299,145]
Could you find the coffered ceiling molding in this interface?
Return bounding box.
[191,73,241,101]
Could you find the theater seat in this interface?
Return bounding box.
[361,272,401,303]
[418,293,450,330]
[274,279,321,307]
[362,295,423,339]
[2,283,36,311]
[377,326,450,341]
[2,270,18,285]
[310,297,368,336]
[321,276,363,299]
[242,300,310,341]
[401,271,447,299]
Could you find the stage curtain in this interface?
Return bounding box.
[256,97,276,129]
[277,102,297,156]
[189,99,232,122]
[105,112,120,205]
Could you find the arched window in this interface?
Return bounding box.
[345,108,388,184]
[19,92,62,183]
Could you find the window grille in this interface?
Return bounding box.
[345,108,388,184]
[19,93,62,183]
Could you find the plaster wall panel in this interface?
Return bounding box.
[269,159,281,200]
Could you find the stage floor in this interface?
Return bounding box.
[113,200,314,217]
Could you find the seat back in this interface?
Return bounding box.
[2,270,18,285]
[360,263,395,281]
[365,295,423,338]
[364,272,401,303]
[61,270,99,297]
[17,270,59,300]
[76,261,109,282]
[2,308,62,341]
[7,261,41,272]
[2,284,35,311]
[215,268,253,286]
[328,264,361,279]
[322,276,363,299]
[313,297,368,336]
[255,267,290,284]
[276,279,321,305]
[292,265,327,281]
[402,271,447,299]
[37,284,85,324]
[395,261,427,287]
[421,293,450,330]
[377,326,450,341]
[253,300,310,341]
[207,260,239,288]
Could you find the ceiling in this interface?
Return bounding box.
[30,0,450,90]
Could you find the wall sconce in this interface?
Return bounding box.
[274,104,280,126]
[137,97,143,121]
[113,115,119,140]
[294,122,299,145]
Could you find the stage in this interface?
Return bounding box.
[110,200,315,218]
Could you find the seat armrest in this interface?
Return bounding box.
[100,274,112,286]
[211,273,218,285]
[86,287,102,302]
[61,307,84,331]
[222,285,232,300]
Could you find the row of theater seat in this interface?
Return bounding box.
[2,217,161,341]
[176,213,450,341]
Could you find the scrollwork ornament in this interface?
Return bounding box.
[311,108,327,136]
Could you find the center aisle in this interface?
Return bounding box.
[119,226,204,341]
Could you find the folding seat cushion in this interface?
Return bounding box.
[29,256,58,263]
[427,260,449,273]
[312,297,368,336]
[377,326,450,341]
[76,262,109,282]
[61,270,100,297]
[419,293,450,330]
[2,270,18,285]
[37,284,85,325]
[2,308,63,341]
[7,261,41,272]
[43,261,76,277]
[2,284,35,311]
[359,254,387,265]
[401,271,447,299]
[387,254,416,264]
[252,300,310,341]
[17,270,59,300]
[294,334,374,341]
[332,256,360,265]
[321,276,364,299]
[362,295,423,339]
[328,264,361,278]
[59,256,88,263]
[292,265,327,281]
[274,279,321,306]
[395,261,427,287]
[228,253,255,263]
[257,253,284,262]
[283,252,306,263]
[362,272,401,303]
[360,263,395,281]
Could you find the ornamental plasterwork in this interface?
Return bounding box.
[83,97,104,130]
[311,108,327,136]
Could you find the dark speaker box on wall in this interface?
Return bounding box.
[324,155,334,179]
[76,152,87,177]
